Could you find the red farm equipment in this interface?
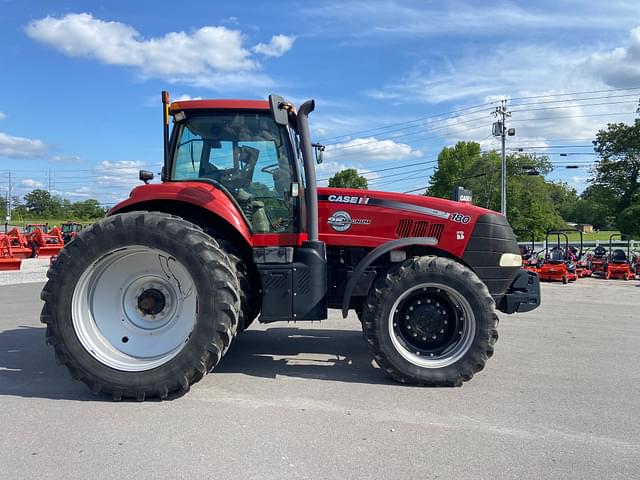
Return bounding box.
[517,230,540,274]
[29,226,64,258]
[537,230,578,284]
[60,221,84,244]
[606,234,633,280]
[40,92,540,400]
[0,235,22,270]
[587,244,608,276]
[6,227,34,259]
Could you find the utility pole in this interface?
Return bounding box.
[5,171,12,233]
[492,100,513,217]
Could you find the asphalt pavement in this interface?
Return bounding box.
[0,278,639,479]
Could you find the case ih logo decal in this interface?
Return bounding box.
[327,211,371,232]
[327,194,370,205]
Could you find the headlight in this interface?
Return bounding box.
[499,253,522,267]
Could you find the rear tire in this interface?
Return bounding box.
[40,212,240,400]
[361,256,498,387]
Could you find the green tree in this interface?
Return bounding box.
[24,189,58,216]
[328,168,368,189]
[427,141,482,199]
[70,199,104,219]
[616,204,640,237]
[591,119,640,215]
[427,143,565,239]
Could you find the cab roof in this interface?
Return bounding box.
[170,99,269,113]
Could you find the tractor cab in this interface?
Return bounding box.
[61,222,83,244]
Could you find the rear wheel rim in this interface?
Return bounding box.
[72,246,197,372]
[388,282,476,368]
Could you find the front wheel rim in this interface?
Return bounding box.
[72,246,198,372]
[388,282,476,368]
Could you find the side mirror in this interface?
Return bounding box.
[269,94,289,126]
[139,170,154,184]
[312,143,325,164]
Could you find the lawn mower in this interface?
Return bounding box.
[517,230,541,274]
[587,244,608,277]
[606,234,633,280]
[537,230,578,284]
[40,91,540,400]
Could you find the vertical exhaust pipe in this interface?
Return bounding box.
[296,100,319,242]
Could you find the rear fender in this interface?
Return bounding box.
[110,193,253,249]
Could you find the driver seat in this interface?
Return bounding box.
[610,249,627,264]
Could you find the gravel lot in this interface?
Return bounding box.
[0,278,639,479]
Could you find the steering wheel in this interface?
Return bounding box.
[261,163,279,174]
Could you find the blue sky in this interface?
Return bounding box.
[1,0,640,206]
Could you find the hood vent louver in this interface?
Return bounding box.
[396,219,444,241]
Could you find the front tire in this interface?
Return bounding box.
[361,256,498,386]
[41,212,240,400]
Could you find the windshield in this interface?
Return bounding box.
[171,113,296,233]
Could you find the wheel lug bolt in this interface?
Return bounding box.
[405,315,410,320]
[435,302,440,307]
[430,353,434,357]
[440,329,444,333]
[393,323,397,327]
[417,300,421,305]
[416,351,421,355]
[413,332,417,337]
[409,306,414,311]
[459,331,463,335]
[444,320,448,325]
[422,336,427,340]
[427,299,431,304]
[407,325,412,330]
[432,335,436,339]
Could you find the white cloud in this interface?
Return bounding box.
[20,179,44,188]
[64,186,92,198]
[49,154,83,163]
[174,94,203,101]
[587,26,640,88]
[325,136,423,162]
[253,34,295,57]
[302,1,640,39]
[25,13,294,90]
[0,131,49,159]
[94,160,153,188]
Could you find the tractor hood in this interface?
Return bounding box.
[317,187,500,258]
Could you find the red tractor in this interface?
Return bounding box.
[0,235,22,270]
[29,226,64,257]
[60,221,84,244]
[5,227,33,259]
[606,234,633,280]
[40,92,540,400]
[537,231,578,284]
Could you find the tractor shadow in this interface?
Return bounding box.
[217,326,395,386]
[0,326,96,401]
[0,325,395,401]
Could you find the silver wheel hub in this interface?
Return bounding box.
[389,282,476,369]
[72,246,197,372]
